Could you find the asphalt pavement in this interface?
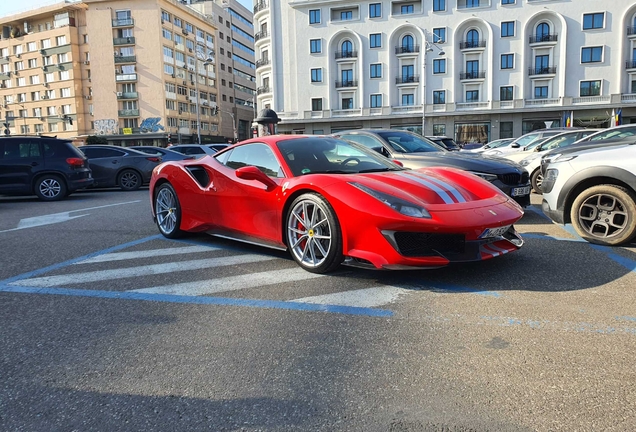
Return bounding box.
[1,189,635,431]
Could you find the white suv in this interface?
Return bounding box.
[541,143,636,246]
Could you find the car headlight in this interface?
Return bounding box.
[519,154,539,166]
[468,171,498,182]
[552,154,578,163]
[349,182,431,218]
[545,169,559,181]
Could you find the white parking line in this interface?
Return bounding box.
[10,254,277,287]
[132,267,323,296]
[291,286,410,308]
[74,245,218,264]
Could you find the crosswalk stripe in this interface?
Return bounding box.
[74,246,217,264]
[131,267,323,296]
[291,286,409,308]
[9,254,278,288]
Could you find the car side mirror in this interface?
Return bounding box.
[511,143,521,148]
[381,147,390,157]
[235,166,277,191]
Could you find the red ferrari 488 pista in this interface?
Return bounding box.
[150,135,524,273]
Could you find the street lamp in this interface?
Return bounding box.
[192,49,214,145]
[422,34,445,136]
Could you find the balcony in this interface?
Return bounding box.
[529,34,558,44]
[395,75,420,84]
[254,1,268,14]
[256,58,271,69]
[114,37,136,46]
[395,45,420,55]
[621,94,636,103]
[456,102,490,110]
[335,51,358,60]
[457,0,490,9]
[459,40,486,50]
[117,92,138,100]
[528,66,556,76]
[572,95,611,105]
[40,44,72,56]
[112,18,134,27]
[255,30,269,43]
[626,60,636,70]
[115,73,137,82]
[114,55,136,64]
[0,57,9,65]
[628,26,636,37]
[118,109,139,117]
[56,62,73,71]
[391,105,422,114]
[524,97,560,107]
[335,80,358,88]
[256,86,271,95]
[460,71,486,80]
[0,72,11,80]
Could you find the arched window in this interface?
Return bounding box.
[466,29,479,48]
[401,35,414,53]
[536,23,550,42]
[341,40,353,57]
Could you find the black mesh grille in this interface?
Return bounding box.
[394,232,466,257]
[498,173,522,185]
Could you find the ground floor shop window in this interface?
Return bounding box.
[522,119,560,135]
[500,121,513,139]
[433,124,446,136]
[391,124,422,135]
[454,122,490,145]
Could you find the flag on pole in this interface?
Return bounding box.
[563,111,573,128]
[615,108,622,126]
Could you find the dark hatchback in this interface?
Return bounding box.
[78,145,161,191]
[0,136,93,200]
[334,129,531,207]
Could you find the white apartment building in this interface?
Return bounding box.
[253,0,636,143]
[188,0,257,142]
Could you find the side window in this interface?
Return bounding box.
[3,141,41,159]
[225,143,282,177]
[82,148,123,158]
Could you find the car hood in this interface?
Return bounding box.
[542,139,636,159]
[395,151,525,174]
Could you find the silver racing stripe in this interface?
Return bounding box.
[408,171,467,203]
[398,172,454,204]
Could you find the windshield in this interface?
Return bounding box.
[277,137,403,177]
[486,139,512,149]
[513,133,542,147]
[539,134,579,151]
[376,131,445,153]
[588,126,636,141]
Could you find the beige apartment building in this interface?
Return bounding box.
[0,0,222,146]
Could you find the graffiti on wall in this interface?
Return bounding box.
[94,119,118,135]
[140,118,165,133]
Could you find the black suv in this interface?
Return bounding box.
[0,136,93,201]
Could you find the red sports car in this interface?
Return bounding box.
[150,135,524,273]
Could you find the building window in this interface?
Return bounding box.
[433,90,445,104]
[433,124,446,135]
[501,53,514,69]
[340,11,353,20]
[433,0,445,12]
[501,21,514,37]
[433,59,446,74]
[401,4,414,14]
[402,94,414,106]
[632,80,636,94]
[311,68,322,82]
[466,60,479,78]
[502,0,515,4]
[309,9,320,24]
[370,63,382,78]
[466,90,479,102]
[162,29,172,40]
[369,3,381,18]
[465,0,480,8]
[161,10,170,22]
[534,86,548,99]
[311,98,322,111]
[433,28,446,43]
[581,46,603,63]
[370,94,382,108]
[341,69,353,85]
[583,13,604,30]
[500,86,513,101]
[342,98,353,109]
[401,65,414,80]
[580,80,601,96]
[535,55,549,72]
[500,121,513,138]
[370,33,381,48]
[310,39,321,53]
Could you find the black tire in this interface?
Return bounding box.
[154,183,184,239]
[34,175,67,201]
[285,193,343,274]
[118,169,142,191]
[530,168,543,194]
[570,184,636,246]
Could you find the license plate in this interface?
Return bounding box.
[512,186,531,196]
[480,225,511,238]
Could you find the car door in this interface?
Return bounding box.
[210,143,284,246]
[0,139,43,193]
[80,147,125,186]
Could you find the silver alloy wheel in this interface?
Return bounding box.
[535,173,543,190]
[39,178,61,198]
[156,187,178,235]
[577,192,628,239]
[287,199,332,268]
[120,171,140,189]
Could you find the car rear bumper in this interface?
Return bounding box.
[67,173,94,191]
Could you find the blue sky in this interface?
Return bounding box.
[0,0,253,19]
